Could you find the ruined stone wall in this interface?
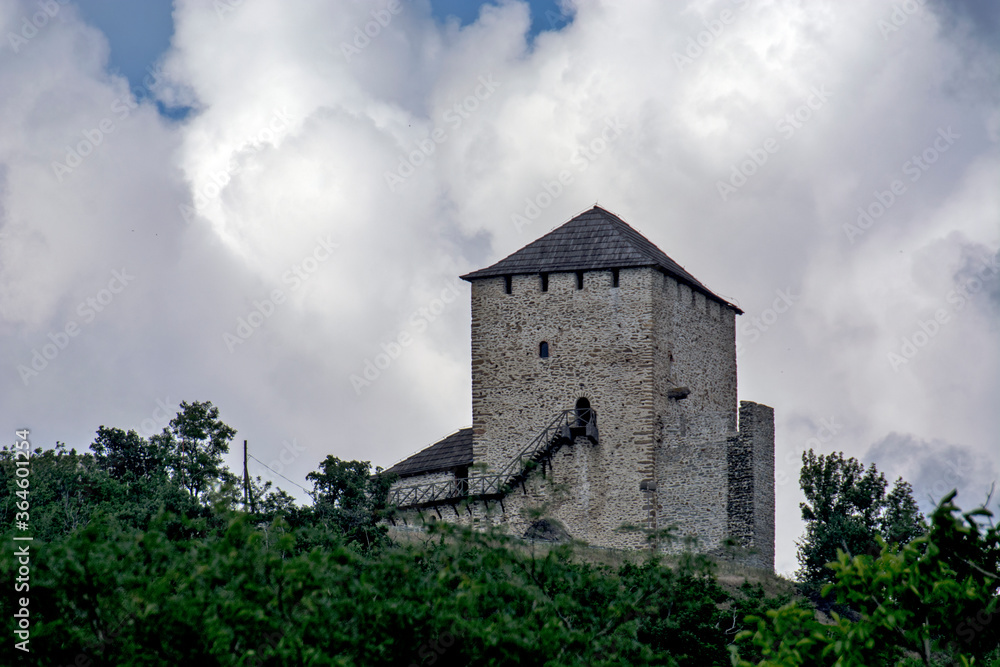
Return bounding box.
[727,401,775,569]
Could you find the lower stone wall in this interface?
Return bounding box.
[389,403,775,570]
[393,470,457,489]
[392,436,649,550]
[653,435,731,553]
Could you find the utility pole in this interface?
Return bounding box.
[243,439,252,513]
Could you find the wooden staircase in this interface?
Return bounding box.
[388,408,598,513]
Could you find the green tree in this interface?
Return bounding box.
[91,425,164,480]
[2,506,795,667]
[0,443,108,540]
[731,491,1000,667]
[881,477,924,545]
[305,455,394,549]
[154,400,237,502]
[797,449,924,585]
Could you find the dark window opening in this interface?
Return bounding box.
[612,269,620,288]
[541,273,549,292]
[576,271,584,289]
[575,397,592,427]
[504,275,512,294]
[539,341,549,358]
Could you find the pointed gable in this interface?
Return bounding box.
[461,206,741,312]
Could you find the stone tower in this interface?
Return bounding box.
[386,206,774,569]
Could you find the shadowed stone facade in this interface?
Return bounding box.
[385,206,775,570]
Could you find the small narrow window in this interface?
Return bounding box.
[576,271,584,289]
[612,269,620,288]
[504,275,512,294]
[541,273,549,292]
[539,341,549,358]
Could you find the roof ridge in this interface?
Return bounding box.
[595,206,667,267]
[383,427,473,477]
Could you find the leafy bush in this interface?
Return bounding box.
[732,491,1000,667]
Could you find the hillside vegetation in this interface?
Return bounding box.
[1,402,996,666]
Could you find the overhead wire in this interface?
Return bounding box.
[247,453,313,497]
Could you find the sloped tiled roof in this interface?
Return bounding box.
[384,428,473,478]
[461,206,740,312]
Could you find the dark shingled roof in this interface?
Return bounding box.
[461,206,741,312]
[384,428,473,478]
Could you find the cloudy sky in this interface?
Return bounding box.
[1,0,997,575]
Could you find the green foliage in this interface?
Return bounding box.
[0,404,245,541]
[91,425,165,480]
[0,441,203,541]
[0,400,806,665]
[798,449,924,586]
[304,455,395,550]
[731,491,1000,667]
[154,400,238,502]
[1,511,789,666]
[2,443,93,540]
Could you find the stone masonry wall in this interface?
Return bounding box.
[394,470,456,488]
[390,262,773,566]
[652,274,738,438]
[727,401,775,569]
[653,435,730,551]
[396,435,649,549]
[649,272,739,552]
[468,267,659,549]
